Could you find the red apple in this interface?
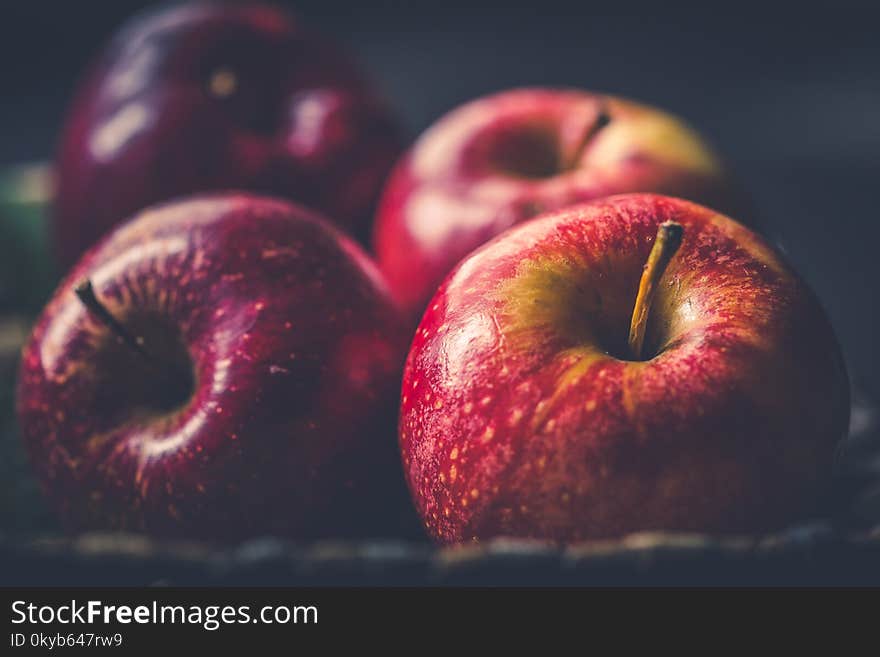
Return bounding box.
[400,193,848,543]
[53,2,401,268]
[18,194,411,540]
[374,88,751,320]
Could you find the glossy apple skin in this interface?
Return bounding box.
[400,194,848,543]
[54,2,401,268]
[375,88,751,320]
[18,194,413,540]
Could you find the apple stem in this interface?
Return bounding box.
[627,221,684,360]
[565,105,611,170]
[74,279,191,399]
[75,280,156,359]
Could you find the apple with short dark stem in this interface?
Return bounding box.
[374,88,752,321]
[399,193,848,543]
[18,193,414,540]
[53,1,401,268]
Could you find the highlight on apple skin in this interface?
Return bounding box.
[374,88,752,321]
[53,1,402,268]
[399,193,849,544]
[17,194,412,540]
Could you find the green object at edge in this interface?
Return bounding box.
[0,163,58,315]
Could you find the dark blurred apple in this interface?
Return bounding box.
[374,88,751,320]
[400,194,847,543]
[18,193,412,540]
[53,2,401,268]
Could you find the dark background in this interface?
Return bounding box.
[1,0,878,393]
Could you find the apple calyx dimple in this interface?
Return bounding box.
[207,68,238,99]
[74,278,194,412]
[627,221,684,360]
